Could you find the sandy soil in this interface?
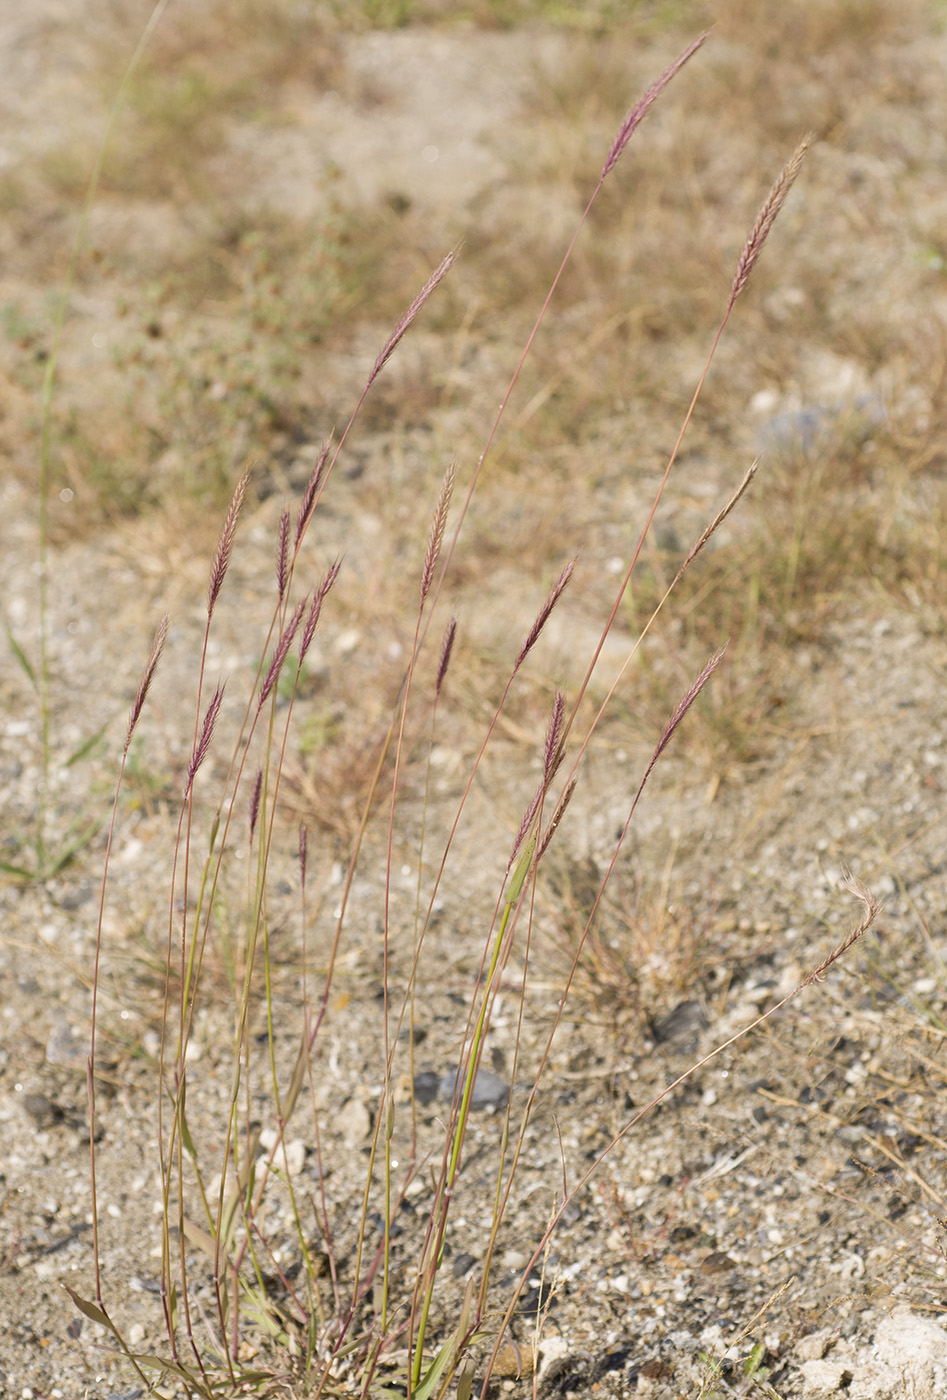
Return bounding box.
[2,5,947,1399]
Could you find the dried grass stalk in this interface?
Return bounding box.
[803,872,879,985]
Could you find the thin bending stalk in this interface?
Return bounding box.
[411,833,536,1386]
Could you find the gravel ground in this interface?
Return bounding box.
[3,5,947,1399]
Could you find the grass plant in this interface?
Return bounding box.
[58,21,892,1399]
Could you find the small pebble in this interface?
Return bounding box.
[337,1097,372,1145]
[438,1066,509,1109]
[46,1023,85,1068]
[502,1249,529,1271]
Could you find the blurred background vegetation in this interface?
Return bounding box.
[2,0,946,843]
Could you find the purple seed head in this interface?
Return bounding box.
[538,776,577,861]
[602,33,709,180]
[249,767,263,839]
[209,472,249,618]
[644,645,726,783]
[369,251,455,388]
[259,599,306,709]
[436,617,457,698]
[276,509,290,602]
[124,613,169,754]
[186,683,225,796]
[296,440,331,548]
[508,783,543,872]
[516,560,575,670]
[300,560,341,662]
[543,691,566,786]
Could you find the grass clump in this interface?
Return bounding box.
[54,21,892,1399]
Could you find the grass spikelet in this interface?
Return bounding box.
[124,613,168,753]
[681,460,759,570]
[299,594,324,665]
[276,508,290,603]
[509,786,543,871]
[601,32,709,179]
[259,598,306,708]
[185,682,224,795]
[436,617,457,697]
[420,464,454,606]
[804,872,880,985]
[730,132,814,307]
[509,693,566,868]
[368,250,456,388]
[208,470,249,618]
[516,559,575,669]
[537,774,578,861]
[543,689,566,785]
[249,767,262,840]
[644,646,727,783]
[295,439,331,547]
[300,561,341,662]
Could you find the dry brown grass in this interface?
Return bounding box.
[11,0,940,546]
[11,0,947,966]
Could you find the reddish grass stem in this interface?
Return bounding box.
[88,613,168,1306]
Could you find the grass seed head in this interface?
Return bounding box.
[601,32,710,179]
[124,613,169,754]
[208,470,249,618]
[300,561,341,662]
[543,690,566,786]
[369,249,456,388]
[436,617,457,697]
[186,682,224,795]
[516,559,575,670]
[276,507,290,602]
[259,597,306,708]
[296,439,331,548]
[730,132,814,307]
[538,775,578,861]
[420,464,455,606]
[249,767,263,839]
